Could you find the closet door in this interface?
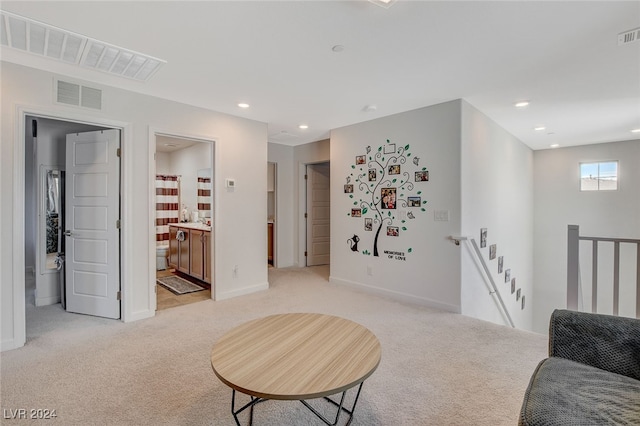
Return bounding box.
[65,129,121,319]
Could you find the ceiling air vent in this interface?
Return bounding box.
[618,27,640,45]
[269,131,299,143]
[55,78,102,110]
[1,10,165,81]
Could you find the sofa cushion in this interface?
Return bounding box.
[520,357,640,426]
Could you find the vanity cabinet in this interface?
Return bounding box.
[169,225,212,284]
[169,226,190,275]
[190,229,205,281]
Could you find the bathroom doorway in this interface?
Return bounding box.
[153,133,215,310]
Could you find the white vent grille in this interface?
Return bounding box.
[618,27,640,45]
[269,131,298,142]
[1,10,165,81]
[56,80,81,105]
[56,79,102,110]
[80,85,102,109]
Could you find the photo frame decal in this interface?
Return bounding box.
[407,196,421,207]
[415,171,429,182]
[381,187,397,209]
[343,138,429,258]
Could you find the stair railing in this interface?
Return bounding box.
[451,236,515,328]
[567,224,640,318]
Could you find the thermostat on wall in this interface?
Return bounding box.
[225,178,236,188]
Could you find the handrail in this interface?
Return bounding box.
[450,236,515,328]
[568,225,640,318]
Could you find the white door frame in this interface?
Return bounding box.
[12,105,132,349]
[148,128,218,304]
[297,161,331,267]
[305,162,331,266]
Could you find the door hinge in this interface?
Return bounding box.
[304,251,308,257]
[117,148,121,157]
[116,219,121,229]
[116,291,121,301]
[304,174,308,180]
[304,213,308,218]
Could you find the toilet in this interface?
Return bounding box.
[156,244,169,270]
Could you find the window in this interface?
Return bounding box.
[580,161,618,191]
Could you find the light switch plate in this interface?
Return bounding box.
[434,210,450,221]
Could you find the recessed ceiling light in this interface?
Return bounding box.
[238,103,250,108]
[550,144,560,148]
[514,101,530,108]
[368,0,398,8]
[299,124,309,130]
[331,45,345,53]
[534,126,546,131]
[631,128,640,133]
[363,104,377,112]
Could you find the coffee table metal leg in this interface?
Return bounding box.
[300,381,365,426]
[231,389,266,426]
[230,382,365,426]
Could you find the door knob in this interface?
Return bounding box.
[63,230,72,237]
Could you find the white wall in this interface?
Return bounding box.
[1,61,268,351]
[460,101,534,330]
[166,143,212,215]
[156,152,170,174]
[330,101,461,311]
[533,139,640,332]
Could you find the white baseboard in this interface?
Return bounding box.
[35,295,60,307]
[329,276,461,314]
[216,281,269,301]
[127,309,155,322]
[1,337,25,352]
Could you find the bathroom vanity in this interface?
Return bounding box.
[169,224,212,284]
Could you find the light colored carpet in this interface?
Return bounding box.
[1,266,547,425]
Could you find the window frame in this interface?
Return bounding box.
[579,160,619,192]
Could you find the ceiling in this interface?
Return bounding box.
[1,1,639,150]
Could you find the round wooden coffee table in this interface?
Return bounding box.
[211,313,381,425]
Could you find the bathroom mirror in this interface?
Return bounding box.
[40,167,64,272]
[197,168,212,218]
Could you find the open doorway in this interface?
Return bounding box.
[306,162,330,266]
[24,115,121,331]
[154,134,215,310]
[268,162,277,267]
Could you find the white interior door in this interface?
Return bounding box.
[65,130,121,319]
[306,163,330,266]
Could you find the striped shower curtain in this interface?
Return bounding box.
[197,177,212,216]
[156,175,179,244]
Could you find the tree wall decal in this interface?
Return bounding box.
[344,138,429,257]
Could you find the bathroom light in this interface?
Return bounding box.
[631,128,640,133]
[550,144,560,148]
[514,101,530,108]
[533,126,546,131]
[299,124,309,129]
[238,103,250,108]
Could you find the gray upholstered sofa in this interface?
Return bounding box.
[519,309,640,425]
